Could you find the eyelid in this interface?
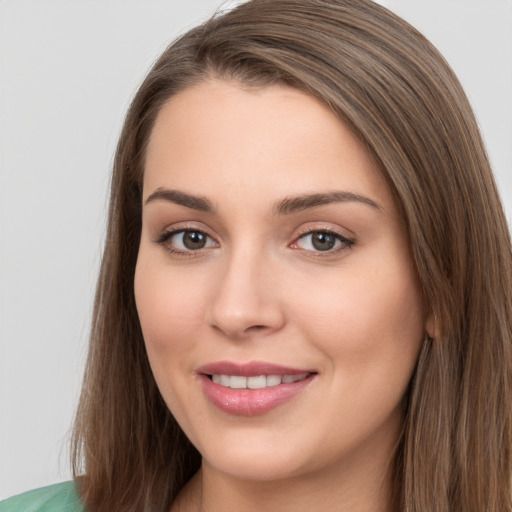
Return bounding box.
[152,220,216,241]
[293,222,354,239]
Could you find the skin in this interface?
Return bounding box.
[135,79,431,512]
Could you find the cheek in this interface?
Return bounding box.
[290,256,425,370]
[134,256,210,424]
[134,256,206,359]
[291,259,424,441]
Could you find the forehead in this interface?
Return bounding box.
[143,79,394,214]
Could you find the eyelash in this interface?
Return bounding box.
[154,228,217,257]
[291,230,354,255]
[154,228,354,257]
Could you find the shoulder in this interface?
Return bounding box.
[0,481,84,512]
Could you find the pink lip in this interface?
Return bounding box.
[197,361,316,416]
[197,360,313,377]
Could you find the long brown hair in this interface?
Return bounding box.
[72,1,512,510]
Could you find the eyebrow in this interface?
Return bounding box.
[144,188,380,214]
[144,188,216,213]
[273,191,381,215]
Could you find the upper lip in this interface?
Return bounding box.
[197,361,315,377]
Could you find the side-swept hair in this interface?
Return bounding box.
[72,1,512,511]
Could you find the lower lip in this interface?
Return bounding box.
[199,374,315,416]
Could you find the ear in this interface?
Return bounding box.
[425,311,440,340]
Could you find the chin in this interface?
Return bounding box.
[195,429,315,482]
[204,452,310,483]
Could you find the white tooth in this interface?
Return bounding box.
[266,375,282,387]
[247,375,267,389]
[282,373,308,384]
[230,376,247,389]
[219,375,231,387]
[212,374,221,384]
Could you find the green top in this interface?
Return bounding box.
[0,482,84,512]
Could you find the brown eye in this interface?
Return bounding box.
[295,230,353,253]
[311,232,337,251]
[181,231,208,250]
[156,229,217,253]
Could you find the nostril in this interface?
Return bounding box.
[245,325,268,333]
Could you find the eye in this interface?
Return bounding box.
[292,230,353,253]
[155,229,217,254]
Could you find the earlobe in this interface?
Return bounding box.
[425,311,440,340]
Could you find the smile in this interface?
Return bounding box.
[197,362,316,416]
[210,373,309,389]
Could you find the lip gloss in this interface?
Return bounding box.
[197,361,316,416]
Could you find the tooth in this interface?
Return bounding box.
[219,375,231,387]
[266,375,282,387]
[230,376,247,389]
[211,373,308,389]
[247,375,267,389]
[282,373,308,383]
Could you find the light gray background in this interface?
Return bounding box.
[1,0,511,500]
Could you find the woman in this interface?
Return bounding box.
[2,0,511,511]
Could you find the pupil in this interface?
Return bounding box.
[183,231,206,250]
[312,232,336,251]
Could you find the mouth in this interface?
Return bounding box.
[197,362,316,416]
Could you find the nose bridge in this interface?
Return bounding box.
[206,241,284,338]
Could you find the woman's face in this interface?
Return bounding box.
[135,80,427,483]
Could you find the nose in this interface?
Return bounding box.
[205,248,286,340]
